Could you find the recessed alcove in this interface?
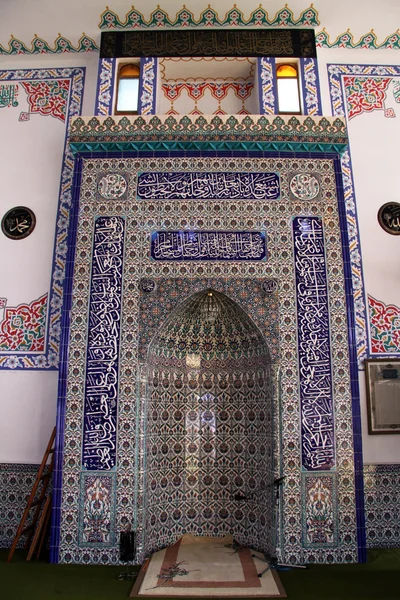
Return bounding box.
[143,288,274,556]
[157,57,258,115]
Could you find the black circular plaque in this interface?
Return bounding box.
[378,202,400,235]
[1,206,36,240]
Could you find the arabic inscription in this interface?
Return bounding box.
[137,172,280,200]
[151,231,266,261]
[293,217,335,471]
[82,216,125,470]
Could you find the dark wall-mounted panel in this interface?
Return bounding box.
[100,29,316,58]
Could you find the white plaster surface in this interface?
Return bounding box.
[0,1,400,468]
[0,371,58,463]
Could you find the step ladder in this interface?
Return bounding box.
[7,426,56,562]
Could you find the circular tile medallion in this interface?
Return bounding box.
[378,202,400,235]
[98,174,127,199]
[290,174,320,200]
[1,206,36,240]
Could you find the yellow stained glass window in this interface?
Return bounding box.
[115,63,140,114]
[276,64,301,114]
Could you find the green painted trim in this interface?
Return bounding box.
[316,29,400,50]
[0,33,99,55]
[70,140,347,155]
[98,5,320,30]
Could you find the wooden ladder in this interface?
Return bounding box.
[7,426,56,562]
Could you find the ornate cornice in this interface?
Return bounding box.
[1,5,400,55]
[0,33,99,55]
[98,4,320,29]
[69,114,348,154]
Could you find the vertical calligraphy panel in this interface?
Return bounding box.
[293,217,335,471]
[82,216,125,471]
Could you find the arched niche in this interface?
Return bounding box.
[143,289,274,555]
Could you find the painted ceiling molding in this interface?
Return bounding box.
[316,28,400,50]
[68,114,348,154]
[0,33,99,55]
[1,5,398,55]
[98,4,320,29]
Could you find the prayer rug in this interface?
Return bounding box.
[131,534,286,598]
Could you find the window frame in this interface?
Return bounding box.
[114,61,140,116]
[275,61,302,116]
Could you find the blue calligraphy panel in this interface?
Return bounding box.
[151,231,266,261]
[82,216,125,470]
[137,172,280,200]
[293,217,335,471]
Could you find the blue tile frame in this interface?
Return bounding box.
[50,146,365,563]
[50,155,84,562]
[334,154,366,562]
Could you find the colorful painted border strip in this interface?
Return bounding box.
[138,57,157,115]
[257,57,277,115]
[0,33,98,55]
[0,67,85,370]
[293,216,335,471]
[69,114,348,151]
[300,57,322,116]
[95,58,116,116]
[99,4,319,29]
[82,216,125,471]
[316,29,400,50]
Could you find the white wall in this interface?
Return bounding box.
[0,371,59,463]
[1,0,400,464]
[317,47,400,464]
[0,53,98,463]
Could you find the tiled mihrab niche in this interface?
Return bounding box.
[59,156,357,565]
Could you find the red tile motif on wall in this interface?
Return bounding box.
[20,79,71,122]
[344,76,392,119]
[368,295,400,353]
[0,293,47,353]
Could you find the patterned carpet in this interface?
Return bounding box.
[131,535,285,597]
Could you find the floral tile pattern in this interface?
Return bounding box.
[58,153,358,565]
[302,474,337,548]
[364,465,400,548]
[0,463,49,549]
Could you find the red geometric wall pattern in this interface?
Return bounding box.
[0,293,47,353]
[344,76,392,119]
[368,295,400,354]
[20,79,70,122]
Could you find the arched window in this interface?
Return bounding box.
[276,64,301,114]
[115,63,140,114]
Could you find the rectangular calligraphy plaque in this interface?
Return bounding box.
[151,231,266,261]
[100,29,317,58]
[137,172,280,200]
[82,216,125,471]
[293,217,335,471]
